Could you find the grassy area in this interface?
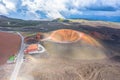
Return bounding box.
[52,18,71,22]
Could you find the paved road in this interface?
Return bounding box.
[10,32,25,80]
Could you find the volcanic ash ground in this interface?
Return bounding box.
[17,29,120,80]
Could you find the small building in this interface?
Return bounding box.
[24,44,45,54]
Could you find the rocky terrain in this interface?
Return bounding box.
[0,16,120,80]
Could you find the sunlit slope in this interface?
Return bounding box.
[49,29,80,42]
[42,29,108,60]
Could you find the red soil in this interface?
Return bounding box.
[48,29,101,47]
[50,29,80,42]
[0,32,21,65]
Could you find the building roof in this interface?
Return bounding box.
[25,44,38,53]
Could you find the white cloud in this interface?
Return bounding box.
[21,0,68,19]
[20,0,120,19]
[0,0,17,15]
[46,11,64,19]
[2,0,16,10]
[0,4,8,14]
[25,11,40,20]
[0,0,120,19]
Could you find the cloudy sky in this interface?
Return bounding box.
[0,0,120,22]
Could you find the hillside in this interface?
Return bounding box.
[0,16,120,80]
[0,15,42,27]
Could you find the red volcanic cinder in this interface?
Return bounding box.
[43,29,102,47]
[0,32,21,65]
[49,29,80,43]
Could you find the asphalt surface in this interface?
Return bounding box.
[10,32,25,80]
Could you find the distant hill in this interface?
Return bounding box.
[52,18,71,22]
[0,16,72,28]
[0,15,42,27]
[0,15,9,19]
[0,15,23,21]
[0,15,119,29]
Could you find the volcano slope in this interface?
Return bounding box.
[41,29,107,60]
[17,29,120,80]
